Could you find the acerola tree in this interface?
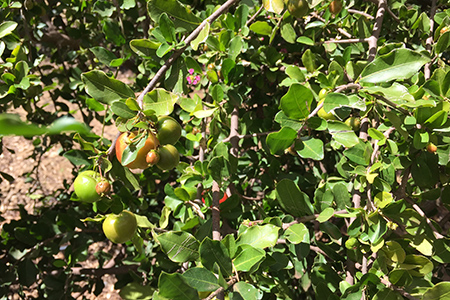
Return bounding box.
[1,0,450,299]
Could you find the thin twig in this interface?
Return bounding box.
[136,0,241,107]
[380,278,420,300]
[347,9,374,19]
[324,38,369,44]
[204,277,238,300]
[368,0,387,62]
[312,12,352,38]
[425,0,437,79]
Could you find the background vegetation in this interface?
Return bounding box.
[1,0,450,299]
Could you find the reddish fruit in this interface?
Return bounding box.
[115,131,159,169]
[96,180,111,195]
[146,150,160,166]
[201,191,229,204]
[427,143,437,153]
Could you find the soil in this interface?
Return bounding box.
[0,70,135,299]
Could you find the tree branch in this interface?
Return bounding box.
[425,0,437,79]
[136,0,242,107]
[368,0,387,62]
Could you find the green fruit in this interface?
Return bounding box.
[207,69,219,83]
[157,144,180,170]
[157,116,182,145]
[285,0,309,18]
[317,100,336,120]
[102,210,137,244]
[73,170,102,203]
[344,117,361,131]
[318,88,328,100]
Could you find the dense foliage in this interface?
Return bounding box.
[2,0,450,299]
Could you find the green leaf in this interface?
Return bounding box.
[190,22,209,51]
[182,267,220,292]
[399,254,434,277]
[281,23,296,44]
[295,137,324,160]
[362,83,415,107]
[90,46,118,66]
[316,207,334,223]
[158,272,199,300]
[119,282,154,300]
[276,179,314,217]
[249,21,273,36]
[159,13,176,44]
[372,288,403,300]
[93,0,115,17]
[359,49,430,84]
[82,70,135,104]
[199,237,233,277]
[130,39,161,57]
[423,282,450,300]
[111,101,138,119]
[233,282,260,300]
[156,231,199,262]
[285,65,306,82]
[280,84,313,120]
[296,36,315,45]
[207,156,231,184]
[0,21,18,39]
[147,0,201,32]
[102,19,126,46]
[233,244,265,272]
[433,239,450,263]
[266,127,297,155]
[143,88,179,116]
[302,49,316,73]
[327,121,360,148]
[237,224,280,249]
[284,223,309,244]
[18,259,39,287]
[436,31,450,54]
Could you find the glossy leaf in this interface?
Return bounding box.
[156,231,199,262]
[143,88,179,116]
[0,21,17,38]
[359,49,430,84]
[280,83,314,120]
[199,237,233,277]
[147,0,201,32]
[82,70,135,104]
[263,0,284,14]
[295,137,324,160]
[266,127,297,155]
[276,179,314,217]
[158,272,199,300]
[182,267,221,292]
[284,223,310,244]
[233,244,265,272]
[423,282,450,300]
[237,224,280,249]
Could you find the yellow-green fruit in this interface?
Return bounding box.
[285,0,309,18]
[102,211,137,244]
[156,144,180,170]
[318,88,328,100]
[344,117,361,131]
[74,171,102,203]
[317,100,336,120]
[207,69,219,83]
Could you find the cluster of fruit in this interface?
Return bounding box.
[73,116,182,244]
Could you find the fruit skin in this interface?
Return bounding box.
[96,180,111,196]
[317,99,336,120]
[102,210,137,244]
[156,116,182,145]
[329,0,343,15]
[74,170,102,203]
[146,149,160,166]
[344,117,361,131]
[427,142,437,153]
[156,144,180,170]
[318,88,328,100]
[285,0,309,18]
[115,131,159,169]
[201,191,229,205]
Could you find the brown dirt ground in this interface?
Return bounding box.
[0,70,136,299]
